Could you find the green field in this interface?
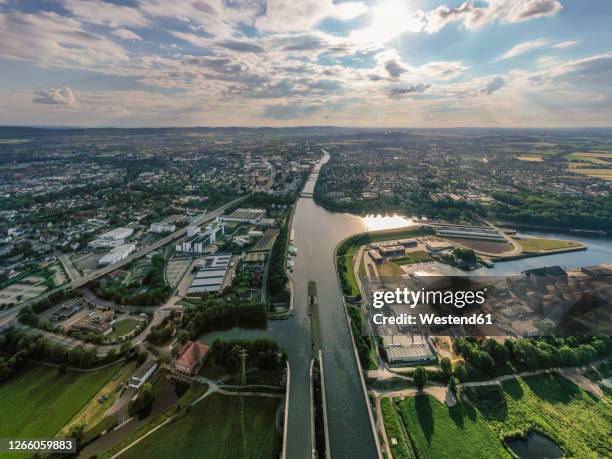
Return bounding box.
[394,251,433,266]
[518,237,583,253]
[394,395,505,459]
[120,394,280,459]
[0,364,121,438]
[340,253,360,296]
[468,374,612,458]
[108,318,144,338]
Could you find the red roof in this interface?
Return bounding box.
[175,341,208,371]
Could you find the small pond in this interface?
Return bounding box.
[505,431,564,459]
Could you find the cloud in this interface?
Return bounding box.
[255,0,367,33]
[33,86,77,106]
[504,0,563,23]
[384,60,407,78]
[61,0,149,28]
[480,76,505,94]
[552,40,578,49]
[0,10,129,68]
[425,0,563,33]
[112,28,143,41]
[389,83,431,98]
[218,40,264,53]
[497,38,548,60]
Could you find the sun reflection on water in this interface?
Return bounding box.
[360,214,418,231]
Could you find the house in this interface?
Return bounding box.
[173,341,209,376]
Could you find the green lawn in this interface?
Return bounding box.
[469,374,612,458]
[108,318,144,338]
[394,251,433,266]
[395,395,506,459]
[0,364,121,438]
[518,237,582,253]
[341,254,360,296]
[120,394,280,459]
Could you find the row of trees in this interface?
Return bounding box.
[492,191,612,231]
[267,222,289,302]
[452,335,611,380]
[0,328,100,381]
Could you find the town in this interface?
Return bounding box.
[0,126,610,459]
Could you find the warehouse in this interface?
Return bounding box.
[188,254,232,294]
[89,227,133,249]
[98,243,136,266]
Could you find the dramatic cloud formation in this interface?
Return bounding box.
[0,0,610,127]
[33,87,77,106]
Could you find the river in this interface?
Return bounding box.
[203,152,612,459]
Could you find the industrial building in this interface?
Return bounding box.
[188,254,232,294]
[98,243,136,266]
[49,298,83,321]
[382,335,436,365]
[70,309,114,335]
[129,361,158,389]
[378,245,406,257]
[218,208,266,224]
[434,225,506,241]
[89,227,133,249]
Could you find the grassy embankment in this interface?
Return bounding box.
[518,237,584,253]
[0,363,122,438]
[119,394,280,459]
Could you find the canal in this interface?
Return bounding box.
[203,151,612,459]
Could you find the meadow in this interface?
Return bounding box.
[468,374,612,458]
[120,394,280,459]
[395,395,506,459]
[0,363,121,437]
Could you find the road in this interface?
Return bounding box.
[57,253,82,282]
[0,194,249,327]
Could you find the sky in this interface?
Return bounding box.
[0,0,611,128]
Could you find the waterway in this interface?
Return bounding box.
[203,151,612,459]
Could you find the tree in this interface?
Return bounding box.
[129,383,155,417]
[413,366,428,389]
[178,330,190,346]
[449,375,458,396]
[440,357,452,378]
[454,363,468,382]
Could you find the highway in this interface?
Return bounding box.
[0,194,249,326]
